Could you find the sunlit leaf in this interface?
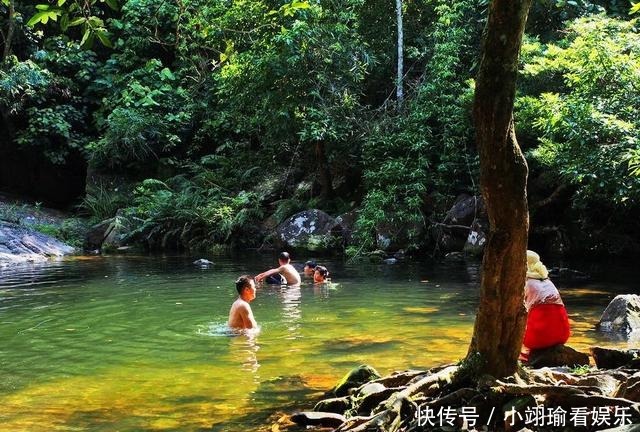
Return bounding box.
[68,17,85,26]
[96,29,113,48]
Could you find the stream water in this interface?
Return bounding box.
[0,253,635,431]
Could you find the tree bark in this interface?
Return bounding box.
[395,0,403,105]
[466,0,533,378]
[315,140,334,200]
[2,0,16,61]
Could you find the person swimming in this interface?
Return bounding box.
[228,275,258,329]
[303,260,317,276]
[255,251,301,285]
[313,265,329,283]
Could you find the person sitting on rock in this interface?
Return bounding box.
[228,275,258,330]
[521,250,570,361]
[313,265,330,283]
[303,260,317,276]
[255,251,301,285]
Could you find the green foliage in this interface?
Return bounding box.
[127,172,264,250]
[517,16,640,210]
[27,0,117,49]
[1,41,98,164]
[81,183,127,221]
[0,58,50,115]
[569,364,592,375]
[4,0,640,254]
[30,219,87,248]
[89,60,192,169]
[355,0,481,251]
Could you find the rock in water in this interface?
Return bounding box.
[597,295,640,338]
[330,364,381,397]
[193,259,213,267]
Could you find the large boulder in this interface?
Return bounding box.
[597,295,640,339]
[85,213,133,252]
[335,210,357,246]
[527,345,590,368]
[437,194,488,254]
[446,194,486,227]
[0,222,75,265]
[274,209,342,252]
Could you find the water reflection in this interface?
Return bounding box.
[229,333,261,378]
[279,285,301,339]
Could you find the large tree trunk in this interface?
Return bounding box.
[466,0,533,378]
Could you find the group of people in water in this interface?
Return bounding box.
[228,249,571,363]
[228,252,330,330]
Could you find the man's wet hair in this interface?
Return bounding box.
[278,251,291,262]
[235,275,253,294]
[305,260,317,269]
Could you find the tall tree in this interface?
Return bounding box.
[466,0,533,377]
[395,0,403,105]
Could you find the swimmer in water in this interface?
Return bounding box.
[303,260,317,276]
[313,265,329,283]
[228,275,258,329]
[255,251,301,285]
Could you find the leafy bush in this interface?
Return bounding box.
[89,60,192,169]
[127,173,264,250]
[517,15,640,210]
[81,182,128,221]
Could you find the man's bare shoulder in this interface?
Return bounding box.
[232,298,251,310]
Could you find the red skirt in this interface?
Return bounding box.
[523,304,570,350]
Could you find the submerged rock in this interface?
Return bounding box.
[0,222,74,265]
[193,258,213,267]
[597,294,640,339]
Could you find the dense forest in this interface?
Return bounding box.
[1,0,640,257]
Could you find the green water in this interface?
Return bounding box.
[0,254,635,431]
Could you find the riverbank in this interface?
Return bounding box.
[0,194,83,265]
[287,352,640,432]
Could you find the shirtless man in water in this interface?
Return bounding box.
[228,275,258,329]
[255,251,301,285]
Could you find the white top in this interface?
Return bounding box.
[524,278,563,312]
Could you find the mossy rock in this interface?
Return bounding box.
[330,365,381,397]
